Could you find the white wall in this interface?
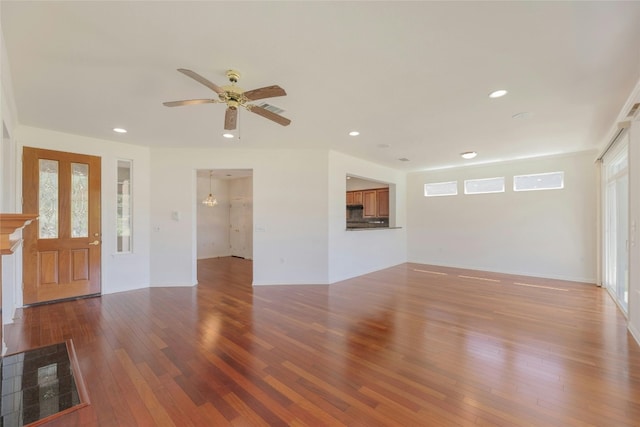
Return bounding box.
[229,176,253,200]
[15,126,151,295]
[150,148,329,287]
[346,177,388,191]
[407,151,598,283]
[328,151,407,283]
[196,176,230,260]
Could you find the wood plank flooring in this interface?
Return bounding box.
[5,257,640,426]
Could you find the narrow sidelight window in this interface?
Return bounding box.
[117,160,132,253]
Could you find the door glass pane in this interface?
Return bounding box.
[605,181,616,289]
[71,163,89,238]
[39,159,59,239]
[603,136,629,314]
[616,174,629,311]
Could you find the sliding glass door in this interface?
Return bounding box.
[603,134,629,313]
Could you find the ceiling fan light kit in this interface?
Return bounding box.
[163,69,291,131]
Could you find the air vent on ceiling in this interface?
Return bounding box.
[627,102,640,118]
[256,102,285,115]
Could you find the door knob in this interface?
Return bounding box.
[88,240,100,246]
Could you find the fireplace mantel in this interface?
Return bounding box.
[0,213,38,255]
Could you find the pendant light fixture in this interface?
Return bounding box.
[202,171,218,207]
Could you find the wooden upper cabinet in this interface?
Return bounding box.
[362,190,378,217]
[377,189,389,217]
[352,191,363,205]
[346,191,363,205]
[346,188,389,218]
[346,192,354,205]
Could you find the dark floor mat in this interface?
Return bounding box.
[1,340,89,427]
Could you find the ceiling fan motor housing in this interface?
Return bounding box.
[226,70,241,83]
[222,70,245,106]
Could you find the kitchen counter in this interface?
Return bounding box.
[346,219,390,229]
[346,226,402,231]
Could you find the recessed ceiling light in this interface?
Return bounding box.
[113,127,127,133]
[222,133,234,139]
[488,89,508,99]
[349,131,360,136]
[461,151,477,159]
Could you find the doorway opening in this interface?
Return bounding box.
[195,169,253,269]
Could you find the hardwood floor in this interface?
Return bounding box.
[5,257,640,426]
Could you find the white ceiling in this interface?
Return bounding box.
[2,1,640,172]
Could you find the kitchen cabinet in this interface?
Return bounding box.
[377,189,389,217]
[346,191,363,205]
[353,191,363,205]
[362,190,378,217]
[346,188,389,218]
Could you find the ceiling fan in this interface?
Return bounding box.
[163,69,291,130]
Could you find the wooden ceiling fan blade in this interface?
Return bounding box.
[163,99,218,107]
[249,106,291,126]
[243,85,287,101]
[177,68,224,94]
[225,107,238,130]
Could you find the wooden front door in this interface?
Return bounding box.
[23,147,101,304]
